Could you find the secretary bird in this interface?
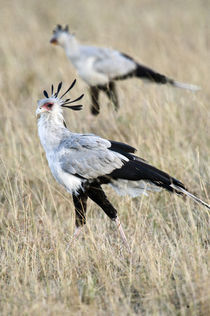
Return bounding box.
[36,81,209,250]
[50,25,200,115]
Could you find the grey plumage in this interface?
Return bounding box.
[36,81,209,249]
[59,135,126,180]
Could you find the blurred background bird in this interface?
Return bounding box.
[50,24,200,115]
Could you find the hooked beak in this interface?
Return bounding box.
[36,106,47,118]
[50,38,58,45]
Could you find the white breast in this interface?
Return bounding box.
[58,170,83,194]
[48,157,83,195]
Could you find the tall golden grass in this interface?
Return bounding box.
[0,0,209,314]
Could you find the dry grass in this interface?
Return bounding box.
[0,0,209,314]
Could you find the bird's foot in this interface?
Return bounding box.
[66,226,83,250]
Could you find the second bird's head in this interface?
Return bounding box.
[36,80,84,118]
[50,24,74,47]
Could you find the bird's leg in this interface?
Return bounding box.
[69,191,88,246]
[107,82,119,111]
[87,184,130,252]
[114,216,131,253]
[90,86,100,115]
[66,225,84,250]
[73,225,83,239]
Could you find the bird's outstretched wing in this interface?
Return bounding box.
[58,134,129,179]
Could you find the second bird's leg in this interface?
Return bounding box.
[90,86,100,115]
[106,82,119,111]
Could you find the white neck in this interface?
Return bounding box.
[63,36,80,60]
[37,112,69,153]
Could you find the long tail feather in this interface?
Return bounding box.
[169,80,201,91]
[170,184,210,209]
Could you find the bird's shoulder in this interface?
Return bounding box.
[59,133,111,151]
[80,45,120,60]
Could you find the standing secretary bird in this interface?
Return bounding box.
[36,80,209,251]
[50,25,200,115]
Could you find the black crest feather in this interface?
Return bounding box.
[54,82,62,97]
[53,24,70,34]
[61,80,84,111]
[60,79,76,98]
[62,104,83,111]
[43,90,49,98]
[63,94,84,105]
[42,79,84,111]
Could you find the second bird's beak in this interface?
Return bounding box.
[50,38,58,45]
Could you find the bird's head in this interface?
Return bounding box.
[50,24,74,47]
[36,80,84,118]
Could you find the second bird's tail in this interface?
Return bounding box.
[134,63,201,91]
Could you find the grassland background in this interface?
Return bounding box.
[0,0,209,315]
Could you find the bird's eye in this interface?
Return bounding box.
[44,102,53,109]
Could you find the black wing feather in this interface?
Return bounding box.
[109,140,136,154]
[109,158,186,193]
[114,53,169,84]
[106,140,185,193]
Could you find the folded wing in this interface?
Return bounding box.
[58,135,129,179]
[58,135,185,194]
[87,47,137,78]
